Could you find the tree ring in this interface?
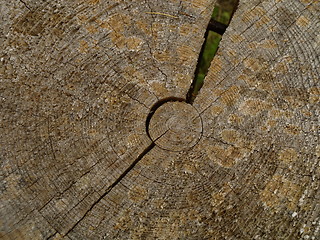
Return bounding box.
[147,101,202,151]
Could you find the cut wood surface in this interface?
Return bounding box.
[0,0,319,239]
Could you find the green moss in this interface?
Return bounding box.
[187,1,238,103]
[212,6,232,25]
[192,5,228,96]
[193,31,221,94]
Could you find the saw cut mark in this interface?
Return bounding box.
[186,0,239,104]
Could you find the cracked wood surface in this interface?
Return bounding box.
[1,0,319,239]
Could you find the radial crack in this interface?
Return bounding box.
[19,0,31,11]
[186,0,239,104]
[63,142,155,237]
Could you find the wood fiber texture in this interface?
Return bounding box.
[0,0,319,239]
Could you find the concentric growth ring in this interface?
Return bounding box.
[146,98,203,152]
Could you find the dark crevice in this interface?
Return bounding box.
[19,0,31,11]
[145,97,203,152]
[64,97,188,236]
[186,0,239,104]
[46,231,58,240]
[146,96,186,141]
[208,19,228,35]
[63,2,241,235]
[64,142,155,237]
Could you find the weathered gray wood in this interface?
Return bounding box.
[149,101,202,151]
[194,0,320,238]
[1,0,319,239]
[0,0,214,239]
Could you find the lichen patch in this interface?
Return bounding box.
[206,145,242,168]
[87,0,100,4]
[129,186,148,203]
[179,24,199,36]
[260,175,302,210]
[242,7,266,23]
[176,44,196,66]
[284,125,301,135]
[126,36,144,51]
[211,183,232,208]
[220,85,240,107]
[220,129,240,145]
[209,105,224,116]
[244,57,263,72]
[79,40,89,53]
[296,15,310,27]
[153,50,171,62]
[260,39,277,49]
[228,114,244,125]
[255,15,271,28]
[239,98,271,116]
[278,148,298,163]
[230,34,245,43]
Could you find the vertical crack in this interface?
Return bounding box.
[186,0,239,104]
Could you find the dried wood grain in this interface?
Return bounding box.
[1,0,319,239]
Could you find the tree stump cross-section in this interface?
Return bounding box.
[0,0,319,239]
